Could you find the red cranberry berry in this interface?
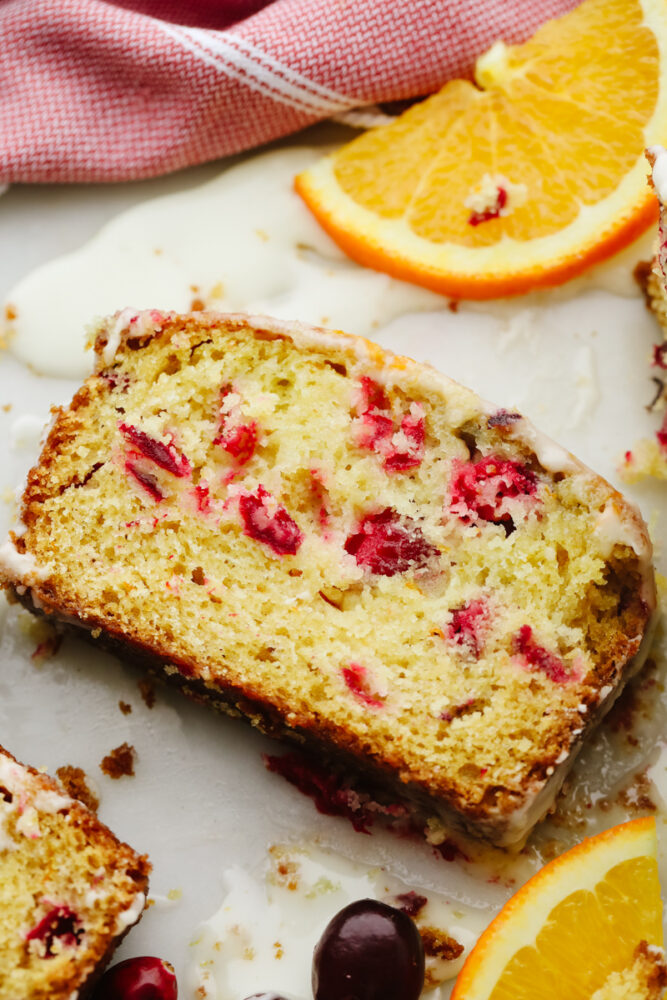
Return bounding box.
[344,508,438,576]
[312,899,424,1000]
[658,412,667,453]
[352,378,425,473]
[652,343,667,369]
[487,409,521,428]
[395,891,428,918]
[239,485,304,556]
[214,384,259,466]
[512,625,570,684]
[352,377,393,452]
[26,905,83,956]
[92,956,177,1000]
[449,454,537,531]
[125,461,165,503]
[447,597,490,658]
[119,424,191,478]
[383,409,425,473]
[341,663,384,709]
[468,185,507,226]
[218,421,258,464]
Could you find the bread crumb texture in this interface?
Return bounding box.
[0,745,148,1000]
[590,941,667,1000]
[622,260,667,482]
[6,312,654,839]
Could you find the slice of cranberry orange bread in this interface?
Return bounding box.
[0,311,656,847]
[0,744,149,1000]
[622,145,667,482]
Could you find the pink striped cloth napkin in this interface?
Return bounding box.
[0,0,580,183]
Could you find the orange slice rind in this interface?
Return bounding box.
[451,816,665,1000]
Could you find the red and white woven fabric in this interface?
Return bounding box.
[0,0,581,183]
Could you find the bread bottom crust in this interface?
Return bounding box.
[8,585,657,851]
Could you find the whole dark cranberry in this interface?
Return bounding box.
[92,956,177,1000]
[312,899,424,1000]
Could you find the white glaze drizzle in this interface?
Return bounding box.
[0,539,46,583]
[593,500,652,563]
[649,145,667,203]
[114,891,146,934]
[187,843,479,1000]
[32,788,73,813]
[2,148,440,381]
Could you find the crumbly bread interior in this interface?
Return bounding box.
[0,747,149,1000]
[644,259,667,330]
[590,941,667,1000]
[623,259,667,482]
[8,313,653,840]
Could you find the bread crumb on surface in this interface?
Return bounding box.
[616,769,657,815]
[100,743,136,780]
[138,678,156,709]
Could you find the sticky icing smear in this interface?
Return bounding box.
[1,148,440,380]
[2,145,654,382]
[187,842,481,1000]
[649,144,667,204]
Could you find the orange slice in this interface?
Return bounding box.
[451,817,665,999]
[296,0,667,299]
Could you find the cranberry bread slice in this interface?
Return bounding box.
[622,145,667,482]
[0,744,149,1000]
[0,311,655,847]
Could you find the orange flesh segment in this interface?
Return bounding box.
[451,818,664,1000]
[488,857,662,999]
[333,0,658,247]
[297,0,665,297]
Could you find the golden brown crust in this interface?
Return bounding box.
[12,543,648,826]
[56,766,100,813]
[622,248,667,483]
[635,940,667,996]
[0,744,148,876]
